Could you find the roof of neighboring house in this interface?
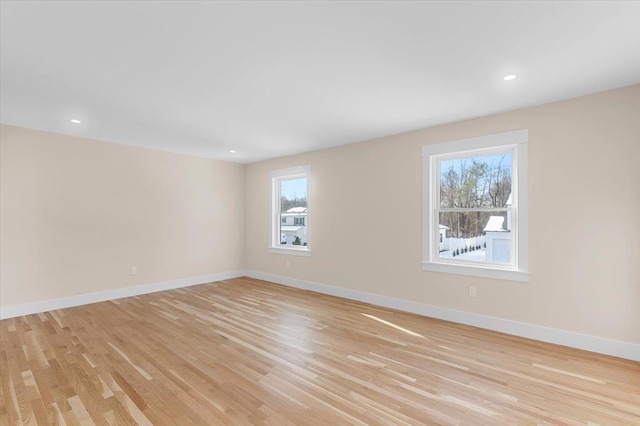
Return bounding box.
[505,193,512,206]
[483,216,507,232]
[286,207,307,213]
[281,226,305,232]
[439,224,449,230]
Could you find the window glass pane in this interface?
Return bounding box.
[279,212,308,246]
[437,211,511,264]
[280,178,307,211]
[279,177,308,246]
[439,152,512,208]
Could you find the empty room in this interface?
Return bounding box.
[1,1,639,425]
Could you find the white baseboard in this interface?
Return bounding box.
[0,271,245,320]
[4,270,637,362]
[245,270,640,362]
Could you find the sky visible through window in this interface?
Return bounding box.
[281,178,307,201]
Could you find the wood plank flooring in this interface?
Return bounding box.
[1,277,639,425]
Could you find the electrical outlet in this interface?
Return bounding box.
[131,267,138,276]
[469,286,477,298]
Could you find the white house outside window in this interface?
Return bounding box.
[422,130,528,281]
[270,165,311,256]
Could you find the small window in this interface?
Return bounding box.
[270,165,310,256]
[423,130,528,281]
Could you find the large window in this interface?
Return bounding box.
[270,165,310,256]
[423,130,528,281]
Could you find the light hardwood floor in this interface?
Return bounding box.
[1,277,639,425]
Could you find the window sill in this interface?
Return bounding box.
[422,261,528,282]
[269,246,312,257]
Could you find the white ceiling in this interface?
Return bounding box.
[2,1,639,163]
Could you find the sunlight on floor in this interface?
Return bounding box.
[361,313,425,338]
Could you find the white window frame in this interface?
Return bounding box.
[269,165,311,257]
[422,130,528,282]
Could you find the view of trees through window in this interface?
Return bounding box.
[437,151,513,264]
[439,152,512,237]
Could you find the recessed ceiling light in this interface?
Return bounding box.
[229,150,236,153]
[70,119,81,124]
[503,74,517,81]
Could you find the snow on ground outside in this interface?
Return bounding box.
[439,249,487,262]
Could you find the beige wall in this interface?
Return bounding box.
[244,85,640,345]
[0,125,244,307]
[2,86,638,345]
